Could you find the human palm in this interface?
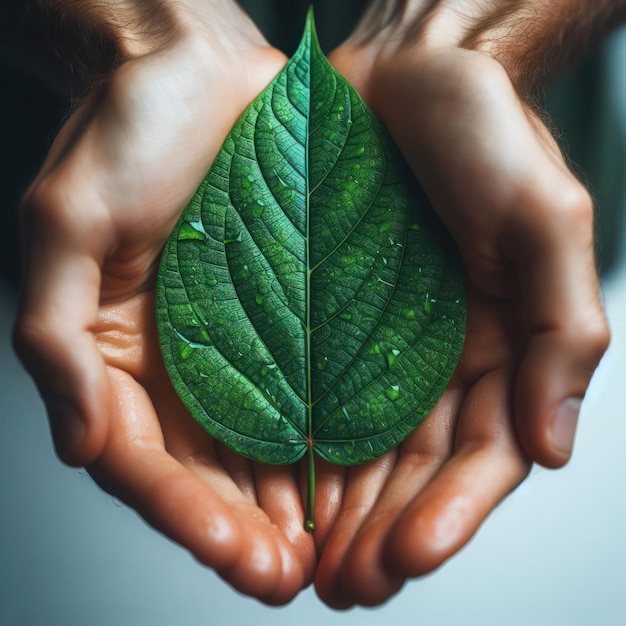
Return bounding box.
[15,2,609,609]
[15,21,326,603]
[308,37,608,609]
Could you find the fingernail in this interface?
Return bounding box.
[550,398,582,458]
[48,402,85,460]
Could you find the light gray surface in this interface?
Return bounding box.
[2,30,626,626]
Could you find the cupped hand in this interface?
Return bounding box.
[12,3,318,604]
[313,11,609,608]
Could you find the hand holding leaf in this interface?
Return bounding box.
[156,11,465,531]
[13,4,320,604]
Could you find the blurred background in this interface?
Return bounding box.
[2,2,626,624]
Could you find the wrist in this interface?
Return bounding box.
[40,0,262,59]
[41,1,187,59]
[38,0,270,90]
[351,0,626,96]
[451,0,626,93]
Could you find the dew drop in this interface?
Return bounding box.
[339,312,352,321]
[356,146,365,156]
[316,356,328,371]
[224,231,243,245]
[386,385,401,401]
[386,348,401,368]
[341,406,351,422]
[378,222,391,234]
[252,205,264,218]
[234,264,251,280]
[368,343,381,355]
[402,309,416,320]
[255,293,264,305]
[178,220,207,242]
[177,341,195,360]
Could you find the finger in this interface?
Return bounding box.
[148,365,311,603]
[152,367,317,590]
[94,367,306,604]
[369,50,609,465]
[331,384,463,607]
[503,177,610,467]
[384,368,530,578]
[13,175,113,466]
[314,448,398,610]
[215,444,258,505]
[253,462,317,586]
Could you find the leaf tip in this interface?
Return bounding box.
[297,5,320,54]
[306,5,316,30]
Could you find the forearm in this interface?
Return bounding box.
[39,0,180,58]
[457,0,626,92]
[354,0,626,93]
[31,0,266,89]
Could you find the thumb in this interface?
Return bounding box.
[13,175,112,466]
[504,179,610,467]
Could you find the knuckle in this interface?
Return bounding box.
[22,172,113,247]
[12,312,62,372]
[12,314,41,364]
[545,182,594,230]
[519,178,593,228]
[562,313,610,368]
[21,176,71,235]
[581,317,611,362]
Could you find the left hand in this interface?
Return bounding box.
[311,4,609,607]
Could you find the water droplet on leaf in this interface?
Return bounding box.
[178,220,207,242]
[386,385,401,401]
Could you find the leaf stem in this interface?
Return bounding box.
[305,443,316,532]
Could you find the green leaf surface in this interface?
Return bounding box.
[156,11,466,528]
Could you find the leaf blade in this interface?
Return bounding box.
[156,12,466,472]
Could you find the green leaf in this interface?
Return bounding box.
[156,9,466,531]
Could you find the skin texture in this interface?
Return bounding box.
[313,0,619,606]
[12,0,620,609]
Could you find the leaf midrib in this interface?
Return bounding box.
[304,27,313,445]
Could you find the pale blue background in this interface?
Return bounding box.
[2,26,626,626]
